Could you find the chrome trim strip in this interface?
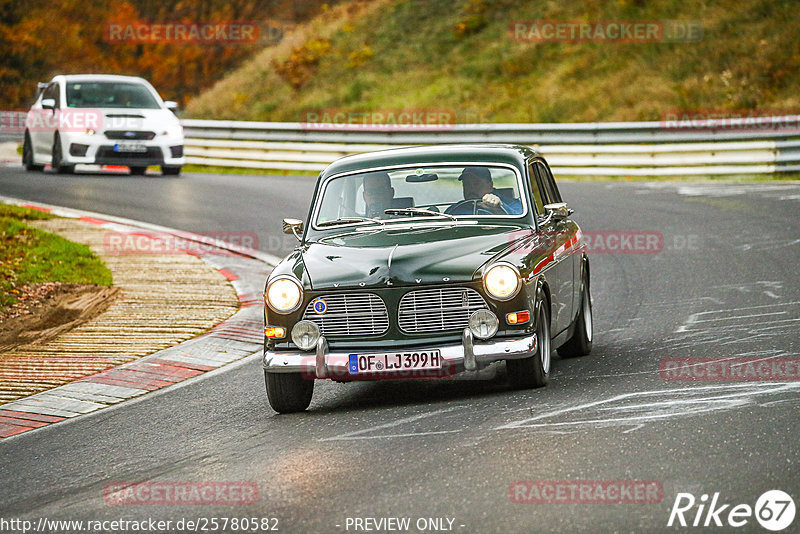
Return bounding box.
[315,337,328,378]
[462,328,476,371]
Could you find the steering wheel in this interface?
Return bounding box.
[445,199,507,216]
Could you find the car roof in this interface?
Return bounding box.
[319,144,542,178]
[52,74,150,84]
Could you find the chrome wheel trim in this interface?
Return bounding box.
[540,306,551,374]
[584,286,593,343]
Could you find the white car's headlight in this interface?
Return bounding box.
[483,263,521,301]
[266,277,303,313]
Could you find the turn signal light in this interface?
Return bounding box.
[506,311,530,325]
[264,326,286,338]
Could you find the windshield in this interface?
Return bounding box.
[314,165,525,228]
[66,82,161,109]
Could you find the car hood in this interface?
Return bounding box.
[301,224,527,289]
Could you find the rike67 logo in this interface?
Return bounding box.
[668,490,795,531]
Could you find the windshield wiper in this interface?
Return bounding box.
[317,216,384,227]
[384,208,457,221]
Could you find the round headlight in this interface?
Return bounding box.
[291,320,321,351]
[483,264,520,300]
[266,277,302,313]
[469,309,499,340]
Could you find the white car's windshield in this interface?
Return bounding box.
[315,165,525,227]
[66,81,161,109]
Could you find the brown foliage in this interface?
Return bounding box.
[0,0,339,110]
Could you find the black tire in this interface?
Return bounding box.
[52,133,74,174]
[265,371,314,413]
[161,166,181,176]
[558,272,593,358]
[129,166,148,175]
[22,132,44,171]
[507,301,551,389]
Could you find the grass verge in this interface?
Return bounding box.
[0,205,112,313]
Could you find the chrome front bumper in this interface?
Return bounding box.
[263,328,537,379]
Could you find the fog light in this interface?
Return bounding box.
[170,145,184,158]
[264,326,286,339]
[291,320,321,351]
[468,309,498,340]
[69,143,89,157]
[507,310,530,325]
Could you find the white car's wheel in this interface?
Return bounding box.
[52,133,74,174]
[22,132,44,172]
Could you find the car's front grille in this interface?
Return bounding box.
[95,146,162,160]
[398,287,488,333]
[105,130,156,140]
[302,293,389,337]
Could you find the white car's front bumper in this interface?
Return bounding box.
[58,131,185,167]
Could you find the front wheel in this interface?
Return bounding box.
[162,166,181,176]
[265,371,314,413]
[129,166,148,175]
[557,274,592,358]
[22,132,44,171]
[507,302,551,389]
[52,133,74,174]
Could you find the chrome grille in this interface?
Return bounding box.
[398,287,488,333]
[302,293,388,336]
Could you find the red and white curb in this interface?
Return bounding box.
[0,197,277,438]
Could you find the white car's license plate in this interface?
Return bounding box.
[113,142,147,153]
[348,350,442,374]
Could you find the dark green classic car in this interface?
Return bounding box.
[262,144,592,413]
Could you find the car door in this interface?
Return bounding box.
[533,159,576,336]
[30,82,58,156]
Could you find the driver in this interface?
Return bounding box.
[362,172,396,218]
[450,166,522,215]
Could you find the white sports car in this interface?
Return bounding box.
[22,74,185,175]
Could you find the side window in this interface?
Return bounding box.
[535,161,561,205]
[527,161,545,215]
[52,84,61,109]
[42,83,56,102]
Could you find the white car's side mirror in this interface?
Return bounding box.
[41,98,55,110]
[164,101,178,111]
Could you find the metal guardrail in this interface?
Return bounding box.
[4,115,799,175]
[181,117,800,176]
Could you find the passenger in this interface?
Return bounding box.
[362,172,396,218]
[451,166,522,215]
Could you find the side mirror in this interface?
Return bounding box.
[164,101,178,111]
[543,202,570,221]
[282,218,304,240]
[41,99,55,110]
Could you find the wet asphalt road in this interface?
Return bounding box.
[1,166,799,533]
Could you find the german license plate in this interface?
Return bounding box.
[348,350,441,374]
[113,142,147,153]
